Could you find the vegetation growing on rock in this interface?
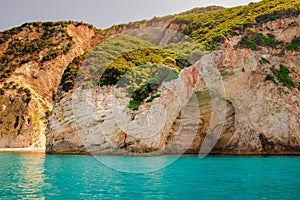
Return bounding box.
[61,55,85,92]
[272,64,296,88]
[0,21,74,82]
[172,0,300,50]
[239,30,283,50]
[76,35,190,110]
[286,37,300,51]
[265,64,297,88]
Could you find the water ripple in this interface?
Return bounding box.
[0,154,300,199]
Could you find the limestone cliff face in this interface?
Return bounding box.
[46,17,300,154]
[0,23,98,148]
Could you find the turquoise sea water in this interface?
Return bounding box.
[0,153,300,199]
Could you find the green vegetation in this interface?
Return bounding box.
[127,100,141,110]
[274,64,295,87]
[42,48,63,62]
[83,81,94,89]
[17,87,31,104]
[164,41,203,64]
[122,64,177,109]
[265,74,277,85]
[70,34,189,111]
[116,1,299,50]
[0,21,74,82]
[146,94,161,103]
[61,55,85,92]
[14,116,19,129]
[0,88,5,95]
[45,110,51,117]
[221,70,234,77]
[240,36,257,50]
[101,48,186,87]
[83,35,154,87]
[239,30,283,50]
[21,87,32,104]
[268,64,296,87]
[1,0,299,112]
[0,26,23,44]
[130,83,159,103]
[115,93,124,99]
[115,64,179,109]
[171,0,300,50]
[50,88,56,101]
[286,37,300,51]
[260,57,270,64]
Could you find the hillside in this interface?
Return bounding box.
[0,0,300,154]
[0,21,103,148]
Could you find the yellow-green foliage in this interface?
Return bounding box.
[116,64,178,93]
[99,48,187,86]
[172,0,300,50]
[81,35,189,89]
[83,35,154,85]
[78,35,189,109]
[60,35,154,91]
[164,41,203,63]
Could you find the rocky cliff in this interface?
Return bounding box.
[1,0,300,154]
[0,22,102,148]
[46,15,300,155]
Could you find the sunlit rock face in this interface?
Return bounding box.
[0,23,98,148]
[46,16,300,154]
[1,5,300,154]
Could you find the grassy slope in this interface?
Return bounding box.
[172,0,300,49]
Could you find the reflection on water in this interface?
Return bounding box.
[0,152,46,199]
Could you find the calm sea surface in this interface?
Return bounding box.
[0,153,300,199]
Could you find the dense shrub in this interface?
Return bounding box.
[265,74,277,85]
[61,55,84,92]
[270,64,296,88]
[14,116,19,129]
[286,37,300,51]
[146,94,161,103]
[275,64,295,87]
[23,87,32,104]
[127,100,141,110]
[239,30,283,50]
[171,0,300,49]
[42,48,63,62]
[130,83,159,102]
[99,48,186,87]
[260,57,270,64]
[0,27,23,44]
[0,88,5,95]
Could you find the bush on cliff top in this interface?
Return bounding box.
[0,21,73,82]
[172,0,300,50]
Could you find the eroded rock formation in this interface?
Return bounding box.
[46,16,300,154]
